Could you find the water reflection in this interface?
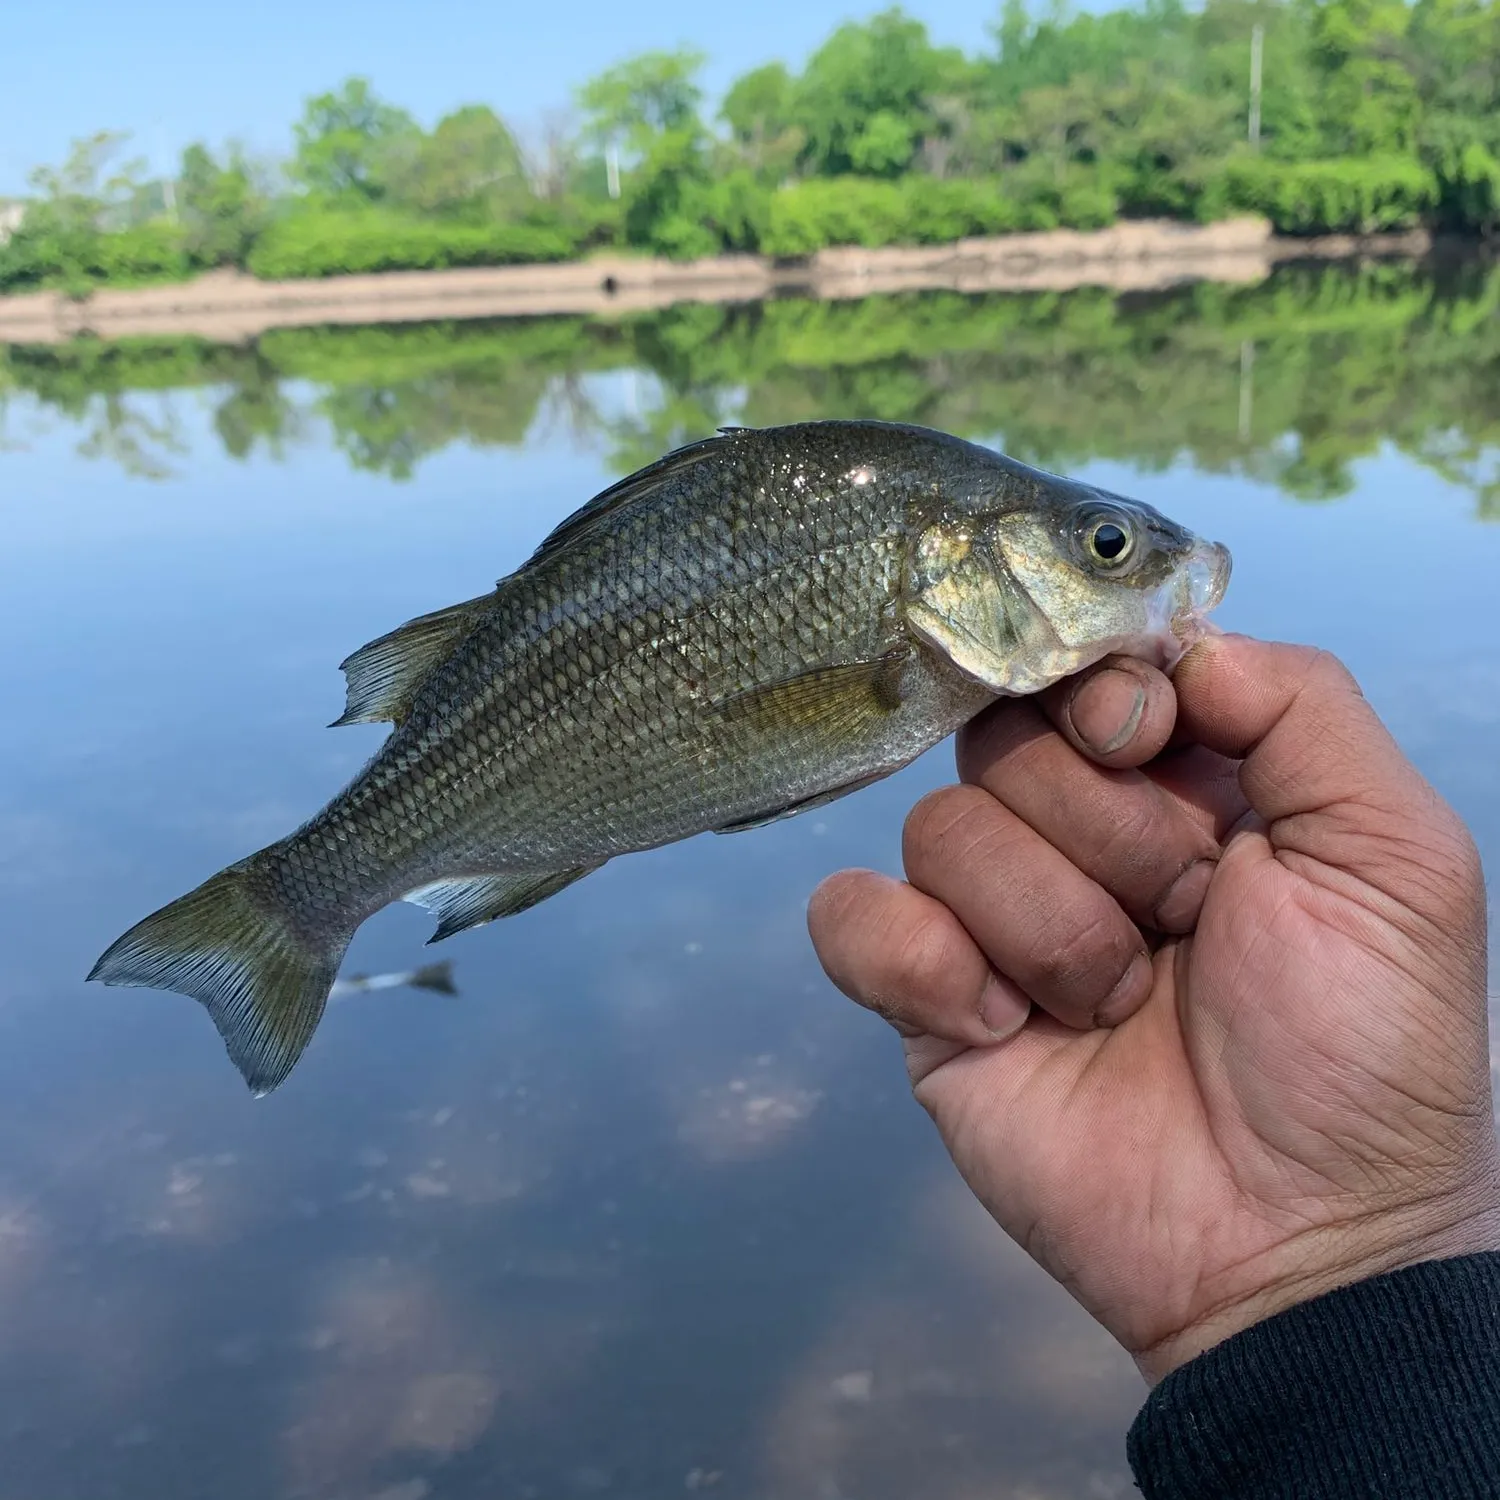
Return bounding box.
[2,258,1499,513]
[2,262,1499,1498]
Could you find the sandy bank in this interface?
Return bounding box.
[0,217,1432,346]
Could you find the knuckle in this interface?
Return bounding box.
[1301,646,1362,701]
[1025,907,1134,1001]
[1091,796,1167,881]
[1429,813,1486,914]
[890,907,968,997]
[903,785,993,874]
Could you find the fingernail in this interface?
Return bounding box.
[1094,952,1152,1028]
[1068,669,1147,756]
[1153,859,1216,934]
[980,974,1031,1040]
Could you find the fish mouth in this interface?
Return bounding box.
[1148,539,1232,666]
[1185,540,1232,614]
[1170,539,1231,638]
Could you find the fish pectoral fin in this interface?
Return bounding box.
[403,865,604,945]
[712,771,891,834]
[331,592,494,729]
[706,651,909,737]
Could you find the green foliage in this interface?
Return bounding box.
[0,132,165,293]
[290,77,419,203]
[1309,0,1421,156]
[1420,114,1500,233]
[763,179,903,254]
[1222,154,1440,233]
[11,0,1500,295]
[0,221,189,292]
[759,170,1120,255]
[381,105,532,220]
[719,63,805,178]
[245,209,574,278]
[618,129,772,258]
[576,49,707,160]
[178,144,268,266]
[790,9,963,177]
[620,128,721,257]
[0,218,189,295]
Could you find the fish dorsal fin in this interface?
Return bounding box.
[707,651,909,737]
[524,430,749,569]
[331,592,495,729]
[403,865,604,944]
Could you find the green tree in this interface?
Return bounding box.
[576,48,708,159]
[382,105,531,220]
[291,77,419,202]
[1192,0,1322,162]
[178,143,268,265]
[1309,0,1422,155]
[792,9,959,177]
[720,63,804,177]
[1407,0,1500,229]
[6,132,150,294]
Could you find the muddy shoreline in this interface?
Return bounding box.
[0,216,1435,346]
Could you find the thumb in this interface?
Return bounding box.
[1171,635,1483,936]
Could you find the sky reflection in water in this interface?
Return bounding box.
[2,281,1499,1499]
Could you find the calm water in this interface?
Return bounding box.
[4,264,1500,1499]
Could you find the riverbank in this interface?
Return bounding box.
[0,217,1434,345]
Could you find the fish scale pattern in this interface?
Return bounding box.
[265,424,966,919]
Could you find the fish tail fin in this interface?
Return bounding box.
[87,848,353,1096]
[409,961,457,996]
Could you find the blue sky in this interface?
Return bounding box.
[1,0,1017,196]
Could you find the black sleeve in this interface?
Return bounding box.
[1126,1251,1500,1499]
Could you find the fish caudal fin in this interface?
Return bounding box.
[87,856,351,1096]
[408,962,458,996]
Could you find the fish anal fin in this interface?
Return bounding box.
[708,651,909,737]
[404,865,603,945]
[332,592,494,729]
[713,771,891,834]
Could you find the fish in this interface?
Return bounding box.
[327,961,457,1001]
[89,419,1230,1095]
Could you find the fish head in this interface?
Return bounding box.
[904,477,1230,696]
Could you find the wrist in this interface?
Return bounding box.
[1133,1186,1500,1384]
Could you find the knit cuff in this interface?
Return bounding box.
[1126,1251,1500,1500]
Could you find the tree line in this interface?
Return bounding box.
[1,0,1498,292]
[4,261,1499,516]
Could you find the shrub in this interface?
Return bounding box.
[0,220,189,293]
[760,174,1106,257]
[1428,140,1500,237]
[245,208,576,278]
[1221,156,1439,235]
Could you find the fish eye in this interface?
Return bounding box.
[1082,514,1136,569]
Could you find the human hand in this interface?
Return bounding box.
[809,635,1500,1381]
